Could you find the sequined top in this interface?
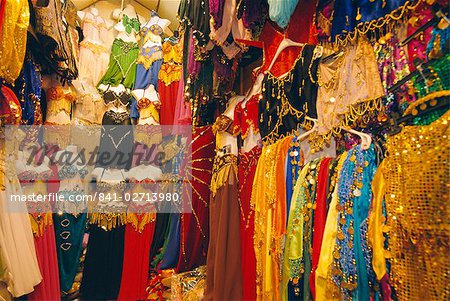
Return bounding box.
[233,94,260,139]
[46,86,76,117]
[162,41,183,64]
[0,0,29,84]
[369,110,450,301]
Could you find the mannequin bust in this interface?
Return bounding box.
[141,11,171,45]
[113,4,140,43]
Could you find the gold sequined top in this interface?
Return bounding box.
[0,0,30,84]
[369,110,450,301]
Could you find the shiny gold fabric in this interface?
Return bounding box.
[313,39,384,149]
[369,110,450,301]
[0,0,29,84]
[252,136,292,301]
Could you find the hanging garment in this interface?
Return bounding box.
[135,44,164,90]
[0,153,41,297]
[173,66,192,126]
[176,126,215,273]
[149,213,171,268]
[53,213,86,293]
[80,203,127,300]
[97,38,139,89]
[78,11,110,86]
[237,145,261,300]
[15,57,43,125]
[205,153,242,300]
[233,94,262,300]
[53,157,88,293]
[118,202,156,301]
[267,0,299,28]
[331,0,408,40]
[312,39,385,149]
[259,45,320,144]
[158,41,182,125]
[19,172,60,301]
[32,0,78,80]
[252,136,292,301]
[96,90,134,169]
[369,110,450,301]
[0,0,29,84]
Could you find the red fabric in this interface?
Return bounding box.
[158,79,179,126]
[28,224,61,301]
[118,219,156,301]
[176,126,215,272]
[233,95,260,139]
[258,0,318,77]
[407,3,433,70]
[238,146,261,301]
[309,157,333,300]
[0,86,22,125]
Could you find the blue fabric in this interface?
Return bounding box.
[427,26,450,58]
[331,0,408,39]
[134,59,163,90]
[267,0,299,28]
[54,213,87,292]
[158,213,181,269]
[18,58,42,125]
[130,97,140,119]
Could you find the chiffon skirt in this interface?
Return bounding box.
[0,180,41,297]
[118,221,156,301]
[80,224,125,300]
[238,146,261,300]
[205,157,242,300]
[53,213,87,292]
[158,80,179,125]
[176,126,215,272]
[28,223,61,301]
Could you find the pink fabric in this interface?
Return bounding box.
[173,67,192,127]
[28,224,61,300]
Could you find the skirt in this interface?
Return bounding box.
[205,154,242,300]
[80,223,125,300]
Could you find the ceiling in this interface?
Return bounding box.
[72,0,181,31]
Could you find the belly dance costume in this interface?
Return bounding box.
[233,95,262,301]
[96,88,134,170]
[0,93,41,298]
[176,126,215,272]
[80,182,128,300]
[158,41,182,125]
[53,160,88,293]
[97,36,139,89]
[134,19,164,90]
[23,172,61,301]
[118,197,157,301]
[205,115,242,301]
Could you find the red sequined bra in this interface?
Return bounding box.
[233,94,260,139]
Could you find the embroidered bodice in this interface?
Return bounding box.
[233,94,260,139]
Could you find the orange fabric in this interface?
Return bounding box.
[272,136,293,299]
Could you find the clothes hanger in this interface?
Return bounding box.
[265,38,305,76]
[297,117,372,149]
